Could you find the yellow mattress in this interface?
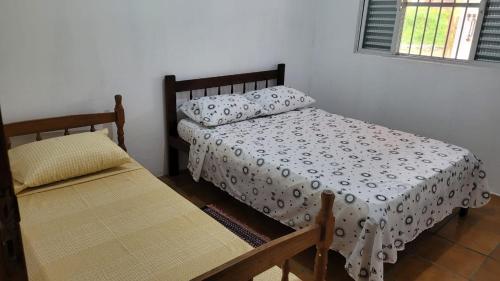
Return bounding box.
[17,161,299,281]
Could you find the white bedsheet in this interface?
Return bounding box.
[178,107,490,281]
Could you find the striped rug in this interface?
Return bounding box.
[202,204,270,248]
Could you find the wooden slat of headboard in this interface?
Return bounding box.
[4,112,116,137]
[175,69,280,92]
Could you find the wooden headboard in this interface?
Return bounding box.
[164,64,285,176]
[3,95,127,151]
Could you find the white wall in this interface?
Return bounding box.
[2,0,498,194]
[0,0,314,176]
[310,0,500,194]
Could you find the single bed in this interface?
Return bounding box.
[164,65,492,281]
[0,95,336,281]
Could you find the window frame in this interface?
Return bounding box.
[354,0,500,68]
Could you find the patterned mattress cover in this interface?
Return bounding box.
[178,107,491,281]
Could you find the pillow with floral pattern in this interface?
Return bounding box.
[179,94,265,126]
[243,86,315,115]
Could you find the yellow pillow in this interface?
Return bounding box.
[8,129,130,188]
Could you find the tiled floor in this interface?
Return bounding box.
[161,173,500,281]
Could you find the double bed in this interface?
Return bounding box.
[165,64,491,281]
[0,95,336,281]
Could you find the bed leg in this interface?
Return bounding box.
[313,190,335,281]
[459,207,469,218]
[167,146,180,176]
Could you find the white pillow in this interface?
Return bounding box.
[179,94,265,126]
[244,86,315,115]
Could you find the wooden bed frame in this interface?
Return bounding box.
[0,93,336,281]
[0,110,28,281]
[192,189,335,281]
[164,64,285,176]
[0,95,126,281]
[163,63,470,220]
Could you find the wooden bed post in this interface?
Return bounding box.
[0,108,29,281]
[114,95,127,151]
[191,190,334,281]
[164,75,180,176]
[313,190,335,281]
[459,207,469,218]
[277,64,286,86]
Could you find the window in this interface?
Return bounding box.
[357,0,500,63]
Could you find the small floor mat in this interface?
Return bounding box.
[202,204,270,247]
